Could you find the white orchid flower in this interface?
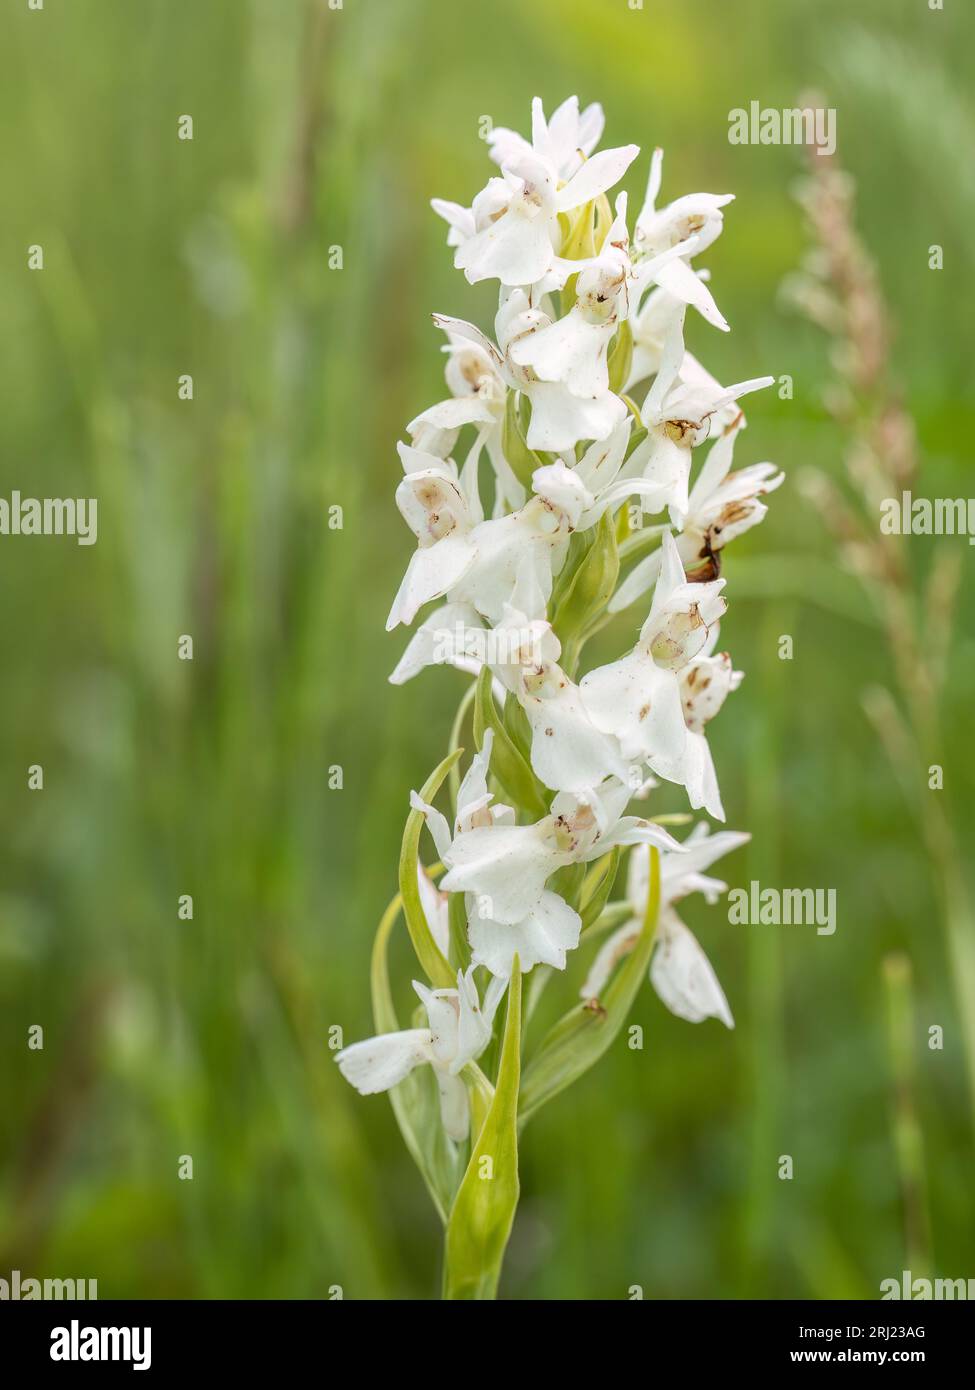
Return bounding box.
[407,332,503,453]
[465,891,582,981]
[408,741,572,978]
[489,602,632,797]
[670,627,744,821]
[682,426,785,555]
[625,279,724,394]
[430,297,635,461]
[432,91,603,253]
[649,913,734,1028]
[445,493,572,624]
[335,965,506,1141]
[581,823,748,1028]
[487,95,606,183]
[347,98,788,1288]
[648,345,773,459]
[460,779,683,979]
[627,148,734,332]
[611,421,785,613]
[386,443,483,629]
[387,432,571,629]
[506,200,701,436]
[624,305,774,527]
[496,289,629,451]
[438,97,638,288]
[532,423,675,528]
[412,731,514,866]
[393,427,668,634]
[508,194,635,394]
[395,584,632,798]
[441,777,681,927]
[388,548,551,685]
[412,732,578,981]
[592,621,742,821]
[517,659,632,795]
[390,360,683,631]
[388,601,487,685]
[416,755,680,979]
[442,433,663,626]
[635,147,734,263]
[408,319,525,516]
[579,530,726,795]
[394,577,633,800]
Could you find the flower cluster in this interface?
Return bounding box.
[337,97,783,1145]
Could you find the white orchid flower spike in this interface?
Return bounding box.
[340,100,786,1296]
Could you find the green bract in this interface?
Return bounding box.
[501,390,544,491]
[444,959,522,1299]
[473,666,548,820]
[398,749,461,989]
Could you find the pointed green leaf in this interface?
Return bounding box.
[444,958,522,1300]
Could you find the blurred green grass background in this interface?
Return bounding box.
[0,0,972,1298]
